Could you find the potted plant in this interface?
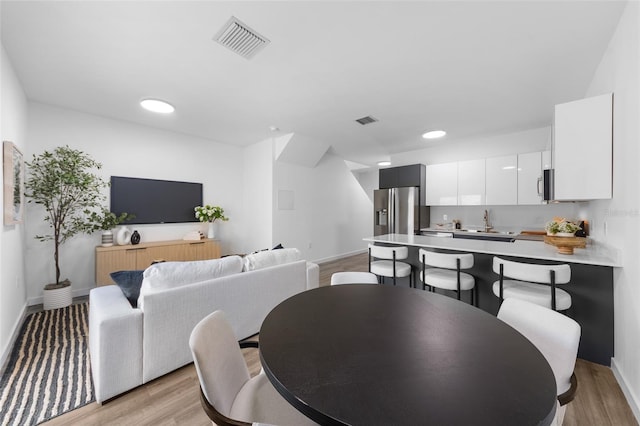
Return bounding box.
[25,146,107,309]
[88,208,135,246]
[545,218,582,237]
[194,204,229,238]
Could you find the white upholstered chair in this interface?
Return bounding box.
[498,298,581,426]
[368,244,413,287]
[418,249,476,305]
[492,256,572,311]
[331,271,379,285]
[189,310,317,426]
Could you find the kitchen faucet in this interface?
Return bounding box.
[483,209,491,232]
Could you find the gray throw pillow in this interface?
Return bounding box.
[110,270,144,307]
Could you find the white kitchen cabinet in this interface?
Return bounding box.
[425,162,458,205]
[485,155,517,205]
[517,152,543,205]
[554,93,612,200]
[458,159,485,205]
[542,150,552,170]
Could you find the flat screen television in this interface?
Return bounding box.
[110,176,202,224]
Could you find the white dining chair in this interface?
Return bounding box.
[368,244,413,287]
[498,298,581,426]
[492,256,572,311]
[189,310,317,426]
[418,249,476,305]
[331,271,379,285]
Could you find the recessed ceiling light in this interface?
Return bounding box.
[140,99,175,114]
[377,161,391,167]
[422,130,446,139]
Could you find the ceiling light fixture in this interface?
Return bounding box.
[422,130,446,139]
[140,99,175,114]
[377,161,391,167]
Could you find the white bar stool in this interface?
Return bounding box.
[492,256,572,311]
[418,249,476,305]
[368,244,413,287]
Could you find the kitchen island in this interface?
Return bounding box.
[364,233,620,366]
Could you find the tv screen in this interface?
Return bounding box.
[110,176,203,224]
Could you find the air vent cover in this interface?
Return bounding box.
[355,116,379,125]
[214,16,270,59]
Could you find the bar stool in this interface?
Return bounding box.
[492,256,572,311]
[368,244,413,287]
[418,249,476,305]
[331,272,379,285]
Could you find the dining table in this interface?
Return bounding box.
[259,284,557,425]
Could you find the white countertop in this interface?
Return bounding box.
[364,234,621,267]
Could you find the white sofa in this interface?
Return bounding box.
[89,251,319,404]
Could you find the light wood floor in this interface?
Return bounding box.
[44,253,637,425]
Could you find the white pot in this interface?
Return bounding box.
[116,226,132,245]
[101,230,114,247]
[43,282,72,310]
[555,232,576,237]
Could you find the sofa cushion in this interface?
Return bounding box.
[110,270,144,307]
[243,248,301,272]
[142,256,244,291]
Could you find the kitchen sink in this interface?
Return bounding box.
[453,229,516,242]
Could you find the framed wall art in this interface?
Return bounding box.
[3,141,25,225]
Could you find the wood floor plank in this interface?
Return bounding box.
[41,253,636,426]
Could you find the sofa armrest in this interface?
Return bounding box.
[89,285,143,403]
[306,262,320,289]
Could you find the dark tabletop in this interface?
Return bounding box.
[259,285,557,426]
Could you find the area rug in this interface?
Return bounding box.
[0,303,93,425]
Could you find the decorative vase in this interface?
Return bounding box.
[101,230,114,247]
[43,279,72,310]
[556,232,576,238]
[131,230,141,245]
[207,222,215,239]
[116,226,132,245]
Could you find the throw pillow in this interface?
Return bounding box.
[243,248,301,271]
[272,243,284,250]
[141,255,244,291]
[110,270,144,307]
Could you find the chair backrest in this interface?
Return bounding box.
[498,298,581,396]
[418,249,474,270]
[368,244,408,260]
[331,271,379,285]
[189,310,251,418]
[493,256,571,284]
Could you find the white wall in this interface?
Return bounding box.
[0,45,28,365]
[25,103,245,303]
[273,151,373,262]
[242,138,273,254]
[582,2,640,419]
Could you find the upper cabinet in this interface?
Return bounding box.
[554,93,613,201]
[426,162,458,206]
[458,159,485,205]
[486,155,518,205]
[379,164,425,189]
[517,151,543,205]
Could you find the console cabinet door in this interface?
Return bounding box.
[458,159,485,205]
[554,93,612,200]
[426,162,458,206]
[485,155,517,205]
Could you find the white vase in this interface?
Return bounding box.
[207,222,215,239]
[101,230,114,247]
[116,226,132,245]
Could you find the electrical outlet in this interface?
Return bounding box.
[443,214,448,222]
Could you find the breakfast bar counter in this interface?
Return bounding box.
[363,233,619,366]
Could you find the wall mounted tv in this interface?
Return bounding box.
[110,176,202,224]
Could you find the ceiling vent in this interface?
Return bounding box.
[214,16,270,59]
[355,116,379,125]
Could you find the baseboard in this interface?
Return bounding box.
[0,303,27,377]
[27,287,91,306]
[313,249,367,265]
[611,357,640,423]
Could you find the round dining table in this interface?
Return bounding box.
[259,284,557,426]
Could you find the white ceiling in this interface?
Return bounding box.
[1,1,627,166]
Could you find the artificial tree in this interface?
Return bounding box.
[25,146,107,286]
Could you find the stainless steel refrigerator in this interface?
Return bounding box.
[374,187,429,235]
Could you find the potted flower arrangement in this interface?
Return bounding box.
[194,205,229,238]
[545,218,581,237]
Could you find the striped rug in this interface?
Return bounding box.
[0,303,93,425]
